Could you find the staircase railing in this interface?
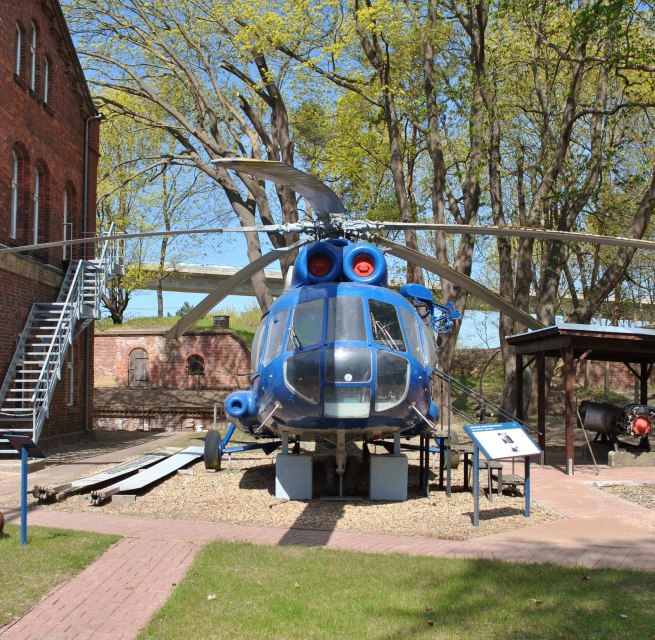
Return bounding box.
[432,367,538,437]
[31,262,86,442]
[0,224,118,445]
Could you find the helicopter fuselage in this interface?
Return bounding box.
[224,240,441,443]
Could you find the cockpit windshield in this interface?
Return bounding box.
[369,299,406,351]
[290,299,324,349]
[327,296,366,343]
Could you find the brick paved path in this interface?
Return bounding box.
[1,537,195,640]
[1,454,655,639]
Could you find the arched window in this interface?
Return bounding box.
[63,183,77,259]
[186,354,205,376]
[33,167,40,244]
[42,55,50,103]
[128,348,149,388]
[29,23,37,92]
[15,25,23,76]
[11,153,19,239]
[33,162,50,246]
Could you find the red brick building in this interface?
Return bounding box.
[0,0,100,443]
[94,329,251,431]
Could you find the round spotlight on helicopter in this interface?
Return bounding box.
[343,244,387,285]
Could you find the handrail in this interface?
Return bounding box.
[433,367,538,436]
[30,224,117,441]
[31,262,84,440]
[0,306,37,401]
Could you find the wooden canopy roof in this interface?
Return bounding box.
[507,323,655,364]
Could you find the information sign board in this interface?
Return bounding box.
[463,422,541,527]
[464,422,540,460]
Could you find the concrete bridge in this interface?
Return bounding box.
[139,264,655,320]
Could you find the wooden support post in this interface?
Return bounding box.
[564,349,575,475]
[516,353,524,422]
[537,352,546,457]
[640,362,649,405]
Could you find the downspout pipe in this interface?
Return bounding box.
[83,113,102,432]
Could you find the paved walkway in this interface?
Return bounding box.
[1,440,654,639]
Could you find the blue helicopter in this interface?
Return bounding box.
[220,238,459,479]
[161,159,543,497]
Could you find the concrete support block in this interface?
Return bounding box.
[608,450,655,468]
[275,454,313,500]
[369,454,408,501]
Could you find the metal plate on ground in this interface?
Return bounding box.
[34,449,178,501]
[90,446,203,505]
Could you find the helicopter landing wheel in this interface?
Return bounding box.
[204,429,222,471]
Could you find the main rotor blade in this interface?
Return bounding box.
[378,237,544,331]
[0,226,282,255]
[376,223,655,251]
[213,158,346,222]
[165,239,308,341]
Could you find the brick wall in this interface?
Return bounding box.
[0,0,99,444]
[94,330,251,391]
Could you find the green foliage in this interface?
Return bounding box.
[139,540,655,639]
[0,526,119,627]
[175,301,193,317]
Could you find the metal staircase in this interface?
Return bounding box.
[0,226,118,452]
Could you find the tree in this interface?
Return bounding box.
[64,0,304,312]
[96,109,218,322]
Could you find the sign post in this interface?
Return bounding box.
[463,422,540,527]
[2,433,46,546]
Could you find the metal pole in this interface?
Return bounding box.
[524,455,531,518]
[473,445,480,527]
[20,446,27,546]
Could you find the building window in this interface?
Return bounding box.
[33,168,40,244]
[43,56,49,103]
[129,348,149,388]
[11,153,19,239]
[29,23,37,92]
[186,354,205,376]
[63,184,76,260]
[67,343,75,406]
[63,188,69,259]
[15,25,23,76]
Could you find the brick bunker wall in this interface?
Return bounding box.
[94,331,251,390]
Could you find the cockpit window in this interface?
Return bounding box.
[375,351,410,411]
[327,296,366,343]
[400,307,423,363]
[290,299,324,350]
[263,307,290,366]
[251,317,267,371]
[369,299,406,351]
[421,322,437,372]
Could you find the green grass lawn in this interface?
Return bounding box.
[140,541,655,640]
[0,525,119,627]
